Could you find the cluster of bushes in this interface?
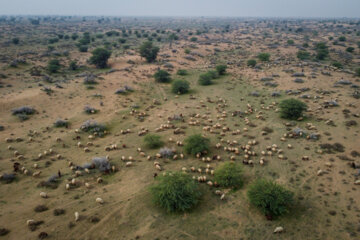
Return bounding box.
[139,41,159,63]
[12,106,36,121]
[53,119,69,128]
[84,106,98,114]
[150,159,294,219]
[47,59,61,73]
[115,85,134,95]
[80,120,107,136]
[315,42,329,60]
[77,32,91,52]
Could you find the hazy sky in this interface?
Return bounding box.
[0,0,359,18]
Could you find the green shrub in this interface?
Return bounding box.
[346,47,354,53]
[332,61,343,69]
[150,172,202,213]
[287,39,294,45]
[214,162,244,189]
[172,79,190,94]
[338,36,346,42]
[154,70,171,83]
[279,98,307,120]
[89,48,111,68]
[190,37,198,42]
[177,69,188,76]
[139,41,159,63]
[247,59,257,67]
[297,50,310,60]
[69,61,78,70]
[356,68,360,77]
[315,42,329,60]
[78,45,88,52]
[207,70,219,79]
[258,52,270,61]
[47,59,61,73]
[184,48,191,54]
[198,73,213,85]
[216,65,227,75]
[144,134,163,149]
[247,179,294,219]
[12,37,20,44]
[54,119,69,128]
[184,134,210,156]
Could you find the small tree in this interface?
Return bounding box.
[139,41,159,63]
[154,70,171,83]
[279,98,307,120]
[184,134,210,156]
[150,172,202,213]
[216,65,227,75]
[315,42,329,60]
[89,48,111,68]
[247,59,257,67]
[172,79,190,94]
[47,59,61,73]
[247,179,294,219]
[287,39,294,45]
[214,162,244,189]
[258,53,270,62]
[144,134,163,149]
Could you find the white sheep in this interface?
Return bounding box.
[126,162,132,167]
[32,171,41,177]
[96,197,104,204]
[273,226,284,233]
[97,177,103,183]
[40,192,48,198]
[85,182,91,189]
[75,212,80,222]
[66,183,70,190]
[26,220,35,226]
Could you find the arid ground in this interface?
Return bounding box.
[0,17,359,240]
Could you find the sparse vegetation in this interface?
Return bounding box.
[247,59,257,67]
[47,59,61,73]
[144,134,163,149]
